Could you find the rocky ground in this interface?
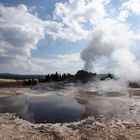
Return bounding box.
[0,113,140,140]
[0,86,140,140]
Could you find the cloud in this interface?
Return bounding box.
[54,0,109,23]
[45,0,140,42]
[36,0,140,79]
[0,3,87,74]
[45,0,110,41]
[32,53,83,73]
[45,0,140,79]
[117,10,129,22]
[122,0,140,15]
[0,58,47,74]
[1,1,140,76]
[0,4,47,74]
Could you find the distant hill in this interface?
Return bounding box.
[0,73,45,80]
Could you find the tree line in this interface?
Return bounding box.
[23,72,72,85]
[22,70,114,86]
[39,72,72,82]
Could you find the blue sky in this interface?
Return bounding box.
[0,0,140,77]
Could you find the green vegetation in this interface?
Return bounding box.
[23,79,38,86]
[38,72,72,82]
[0,70,115,87]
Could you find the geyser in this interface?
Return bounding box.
[80,29,140,83]
[80,31,114,72]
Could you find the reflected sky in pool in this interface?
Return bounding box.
[0,93,125,124]
[0,95,86,123]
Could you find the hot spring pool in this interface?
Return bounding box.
[0,93,125,123]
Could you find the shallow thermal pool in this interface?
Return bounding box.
[0,88,140,124]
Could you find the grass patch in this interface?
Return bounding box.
[0,80,23,87]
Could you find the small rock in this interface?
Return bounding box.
[95,122,105,127]
[116,134,127,140]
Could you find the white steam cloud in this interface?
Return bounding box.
[112,49,140,82]
[80,19,140,83]
[80,30,114,72]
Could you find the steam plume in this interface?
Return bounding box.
[80,29,140,83]
[80,31,114,72]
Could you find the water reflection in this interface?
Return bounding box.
[75,95,122,118]
[0,93,125,124]
[0,95,35,122]
[0,95,86,123]
[0,89,140,124]
[28,96,85,123]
